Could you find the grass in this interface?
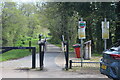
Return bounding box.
[0,49,31,62]
[69,47,74,52]
[15,39,39,52]
[47,39,62,47]
[54,44,62,47]
[24,39,39,52]
[92,53,102,57]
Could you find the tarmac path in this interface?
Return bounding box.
[0,43,111,79]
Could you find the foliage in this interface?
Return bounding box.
[2,2,49,47]
[40,2,120,54]
[1,2,120,55]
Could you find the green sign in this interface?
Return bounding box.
[79,21,86,28]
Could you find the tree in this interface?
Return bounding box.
[2,2,28,46]
[114,2,120,43]
[40,2,118,54]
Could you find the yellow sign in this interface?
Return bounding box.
[102,21,109,39]
[78,28,86,39]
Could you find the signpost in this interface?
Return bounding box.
[78,18,86,67]
[101,18,109,50]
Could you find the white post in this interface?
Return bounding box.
[80,18,83,67]
[81,39,84,67]
[104,39,107,50]
[62,35,64,41]
[104,18,107,22]
[89,40,91,59]
[81,18,83,21]
[104,18,107,50]
[62,35,65,52]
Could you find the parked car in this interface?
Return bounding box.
[100,41,120,80]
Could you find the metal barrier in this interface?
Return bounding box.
[38,34,46,70]
[63,41,69,70]
[0,47,36,69]
[69,60,100,69]
[69,59,100,74]
[61,35,69,70]
[38,41,45,70]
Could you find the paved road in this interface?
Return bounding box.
[0,43,111,79]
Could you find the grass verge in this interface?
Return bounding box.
[0,39,39,62]
[0,49,31,62]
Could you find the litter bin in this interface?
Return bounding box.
[84,40,91,60]
[73,44,81,58]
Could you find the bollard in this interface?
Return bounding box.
[39,41,45,70]
[69,60,72,69]
[0,46,36,69]
[32,47,36,69]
